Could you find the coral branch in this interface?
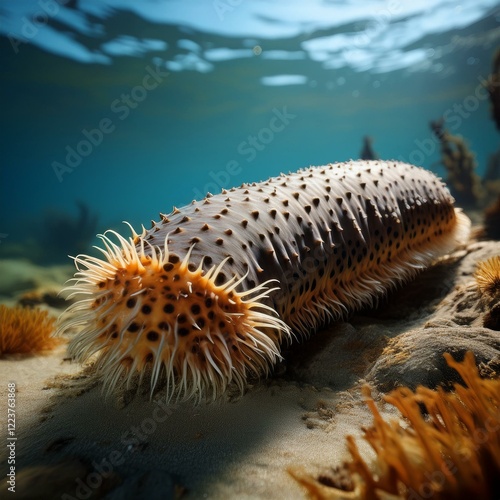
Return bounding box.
[0,305,60,356]
[290,351,500,499]
[430,119,483,208]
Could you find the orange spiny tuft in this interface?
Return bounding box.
[475,256,500,299]
[59,231,289,402]
[0,305,60,356]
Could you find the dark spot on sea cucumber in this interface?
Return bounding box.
[215,273,226,286]
[126,298,136,308]
[163,304,175,314]
[147,331,159,342]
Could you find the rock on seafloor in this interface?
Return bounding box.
[364,242,500,391]
[366,327,500,391]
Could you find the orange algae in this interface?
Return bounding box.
[290,351,500,499]
[0,305,60,356]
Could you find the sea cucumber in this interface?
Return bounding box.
[58,160,471,402]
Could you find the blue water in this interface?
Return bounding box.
[1,1,500,263]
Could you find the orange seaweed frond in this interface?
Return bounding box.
[0,305,60,356]
[290,351,500,499]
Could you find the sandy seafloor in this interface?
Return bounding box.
[1,234,500,499]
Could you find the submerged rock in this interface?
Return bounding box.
[366,327,500,391]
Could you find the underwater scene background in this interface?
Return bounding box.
[3,4,500,498]
[1,0,500,264]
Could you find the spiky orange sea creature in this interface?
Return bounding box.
[58,161,470,403]
[0,305,59,356]
[475,256,500,299]
[290,351,500,499]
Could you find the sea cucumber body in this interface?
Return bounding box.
[60,160,470,401]
[147,160,469,332]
